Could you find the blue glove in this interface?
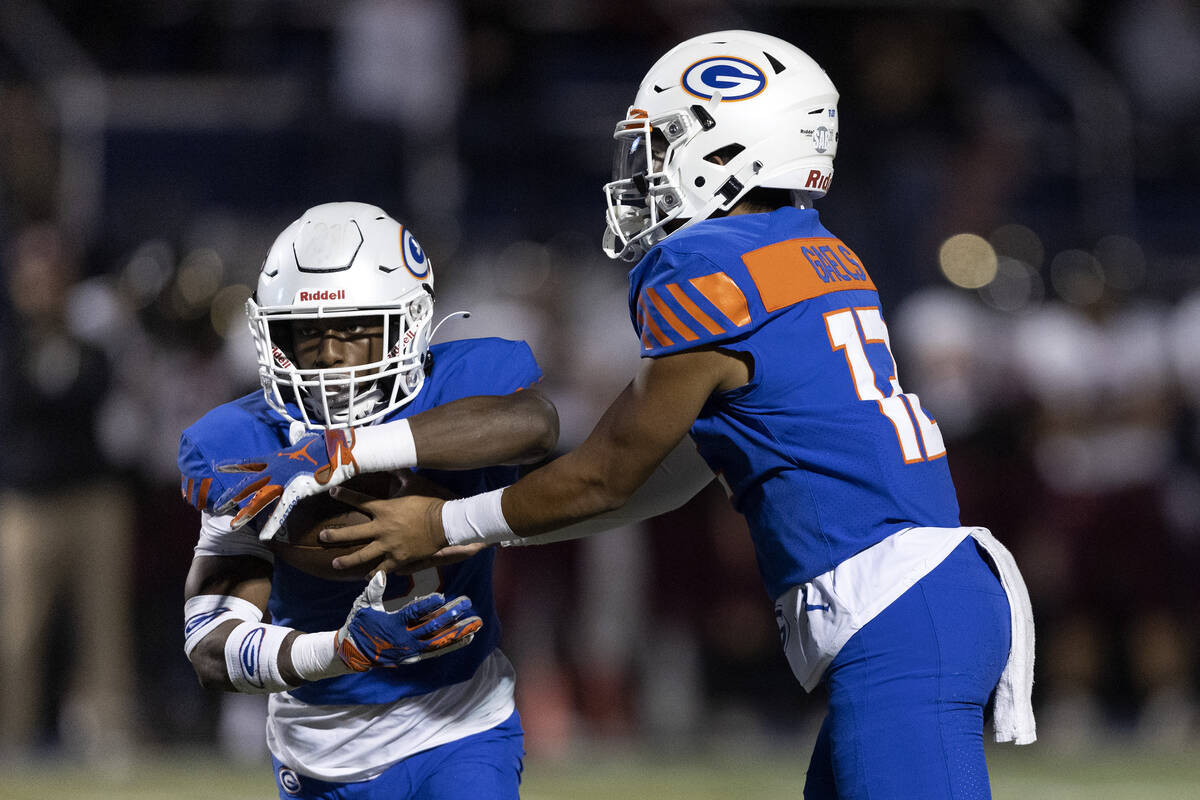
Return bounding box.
[335,573,483,671]
[213,428,360,540]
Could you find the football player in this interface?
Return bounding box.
[321,32,1037,798]
[179,202,559,799]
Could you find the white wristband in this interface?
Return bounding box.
[289,631,352,681]
[224,621,297,694]
[353,418,417,473]
[183,594,263,658]
[441,488,518,546]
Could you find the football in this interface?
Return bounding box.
[270,472,399,582]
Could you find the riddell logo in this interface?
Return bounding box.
[804,170,832,192]
[271,345,294,369]
[297,289,346,303]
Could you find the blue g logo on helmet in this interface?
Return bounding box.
[401,228,430,279]
[681,56,767,101]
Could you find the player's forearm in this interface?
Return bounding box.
[189,623,302,692]
[410,390,559,468]
[500,445,640,536]
[503,436,715,546]
[351,390,558,476]
[440,427,673,549]
[185,577,352,694]
[439,374,701,547]
[189,621,347,693]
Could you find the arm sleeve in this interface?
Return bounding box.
[502,436,715,546]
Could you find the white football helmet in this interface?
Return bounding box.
[603,30,839,261]
[247,202,435,429]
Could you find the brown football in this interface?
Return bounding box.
[269,472,398,582]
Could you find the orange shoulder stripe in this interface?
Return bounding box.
[196,478,213,510]
[665,283,724,335]
[644,286,699,342]
[688,272,751,328]
[637,296,673,348]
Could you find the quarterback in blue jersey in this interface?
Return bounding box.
[320,32,1038,799]
[180,203,557,799]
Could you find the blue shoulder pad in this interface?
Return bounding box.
[628,214,876,358]
[424,338,543,401]
[178,432,233,512]
[178,392,289,513]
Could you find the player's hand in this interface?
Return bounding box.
[334,572,482,670]
[213,429,360,541]
[319,489,447,575]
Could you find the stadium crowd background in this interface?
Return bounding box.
[1,0,1199,770]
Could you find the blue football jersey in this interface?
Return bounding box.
[179,337,542,705]
[628,207,960,598]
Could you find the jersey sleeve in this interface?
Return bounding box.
[432,338,544,399]
[178,430,239,514]
[487,339,542,392]
[181,433,273,561]
[628,246,757,358]
[629,233,876,358]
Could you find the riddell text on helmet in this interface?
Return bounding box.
[804,170,832,192]
[297,289,346,302]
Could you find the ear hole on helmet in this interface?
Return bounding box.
[763,51,786,74]
[704,144,746,166]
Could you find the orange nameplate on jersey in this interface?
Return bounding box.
[742,237,875,312]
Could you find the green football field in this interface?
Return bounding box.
[2,745,1198,799]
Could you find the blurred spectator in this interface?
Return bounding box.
[1012,288,1194,748]
[0,84,58,226]
[329,0,467,247]
[0,222,134,763]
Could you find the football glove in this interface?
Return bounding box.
[214,428,359,541]
[334,572,483,670]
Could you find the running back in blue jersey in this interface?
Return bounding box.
[179,337,542,705]
[628,206,960,598]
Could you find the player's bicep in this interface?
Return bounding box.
[575,347,735,497]
[184,555,273,606]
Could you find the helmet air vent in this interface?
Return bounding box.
[704,143,745,165]
[763,51,786,74]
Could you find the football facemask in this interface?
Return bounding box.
[248,202,436,430]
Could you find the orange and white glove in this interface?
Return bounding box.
[214,428,360,541]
